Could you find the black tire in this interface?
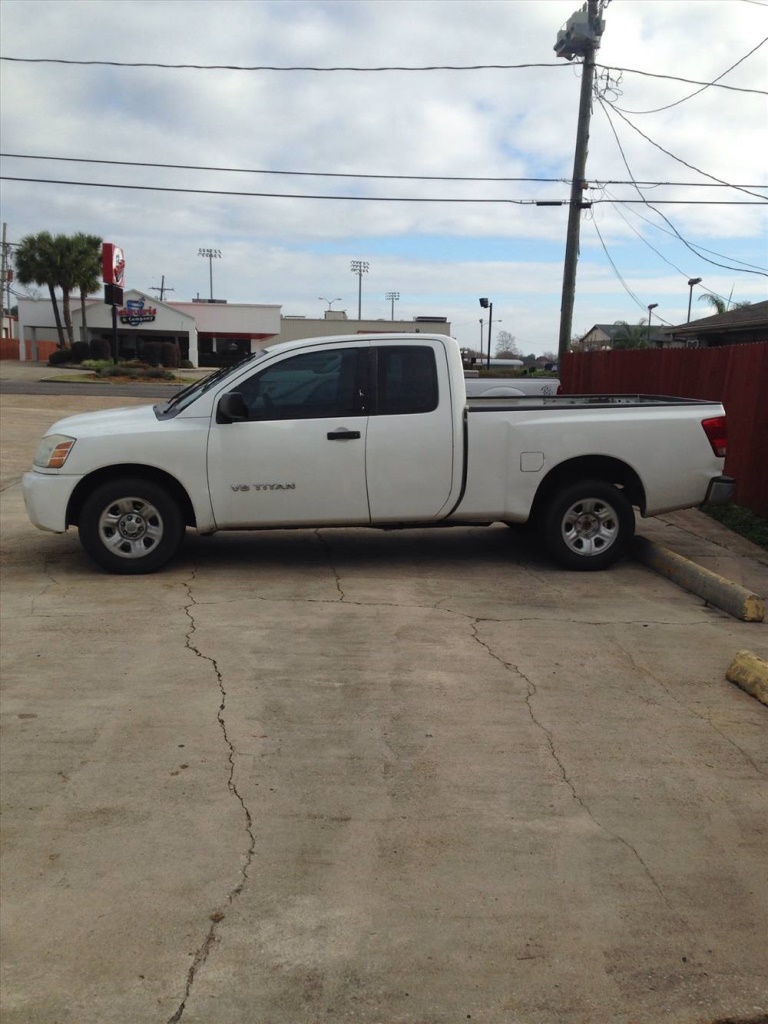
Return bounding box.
[78,477,184,574]
[540,479,634,571]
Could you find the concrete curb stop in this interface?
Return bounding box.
[726,650,768,706]
[633,536,765,623]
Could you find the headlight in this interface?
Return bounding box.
[33,434,76,469]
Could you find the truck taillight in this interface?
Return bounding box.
[702,416,727,458]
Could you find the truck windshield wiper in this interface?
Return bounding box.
[163,351,265,411]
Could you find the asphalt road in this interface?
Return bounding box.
[2,391,767,1024]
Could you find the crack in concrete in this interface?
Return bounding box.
[313,529,346,601]
[469,619,673,908]
[30,559,61,616]
[167,567,257,1024]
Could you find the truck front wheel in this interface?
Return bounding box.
[541,479,634,571]
[78,478,184,574]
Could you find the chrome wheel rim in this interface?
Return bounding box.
[98,496,164,559]
[561,497,619,557]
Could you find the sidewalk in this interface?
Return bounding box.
[635,507,768,600]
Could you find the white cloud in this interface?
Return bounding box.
[1,0,766,354]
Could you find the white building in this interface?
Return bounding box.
[16,295,451,367]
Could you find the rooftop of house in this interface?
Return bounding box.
[663,299,768,336]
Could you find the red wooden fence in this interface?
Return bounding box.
[560,342,768,519]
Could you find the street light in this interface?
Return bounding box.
[647,302,658,346]
[198,248,221,301]
[479,297,493,369]
[319,297,342,311]
[687,277,702,323]
[386,291,400,321]
[350,260,369,319]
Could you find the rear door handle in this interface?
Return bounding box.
[327,429,361,441]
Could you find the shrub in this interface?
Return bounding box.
[143,341,162,366]
[48,348,72,366]
[90,337,112,360]
[145,367,175,380]
[82,359,114,372]
[69,341,90,364]
[180,359,194,369]
[160,342,181,369]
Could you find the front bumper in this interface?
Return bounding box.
[703,474,736,506]
[22,471,83,533]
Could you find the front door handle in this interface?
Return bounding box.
[327,429,361,441]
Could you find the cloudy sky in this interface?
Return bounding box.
[1,0,766,355]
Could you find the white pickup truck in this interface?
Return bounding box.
[23,333,733,574]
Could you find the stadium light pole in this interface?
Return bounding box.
[198,248,221,301]
[350,260,369,319]
[386,291,400,320]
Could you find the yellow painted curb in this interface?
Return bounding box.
[633,536,765,623]
[726,650,768,706]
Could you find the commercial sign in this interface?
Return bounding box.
[118,298,157,326]
[102,243,126,287]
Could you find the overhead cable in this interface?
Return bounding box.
[1,175,765,204]
[610,36,767,114]
[2,152,767,190]
[596,98,768,277]
[0,55,766,94]
[602,187,768,274]
[600,98,767,200]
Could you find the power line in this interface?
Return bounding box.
[610,36,767,115]
[0,55,766,94]
[2,152,766,190]
[602,186,768,274]
[596,97,768,276]
[1,175,765,204]
[600,98,767,200]
[595,187,756,302]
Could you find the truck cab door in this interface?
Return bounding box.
[206,346,370,527]
[365,343,456,521]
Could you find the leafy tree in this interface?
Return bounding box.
[13,231,67,347]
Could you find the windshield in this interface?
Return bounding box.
[161,349,273,414]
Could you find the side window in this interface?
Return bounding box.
[236,349,360,420]
[376,346,439,415]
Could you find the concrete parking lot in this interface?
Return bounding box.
[1,386,767,1024]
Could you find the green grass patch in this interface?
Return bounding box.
[702,503,768,550]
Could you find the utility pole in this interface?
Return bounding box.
[0,224,7,315]
[555,0,605,363]
[150,275,175,301]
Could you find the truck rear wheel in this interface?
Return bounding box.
[79,478,184,574]
[541,479,634,571]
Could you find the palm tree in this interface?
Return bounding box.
[70,233,102,344]
[13,231,67,347]
[612,320,650,349]
[698,293,752,315]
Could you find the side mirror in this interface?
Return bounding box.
[217,391,248,423]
